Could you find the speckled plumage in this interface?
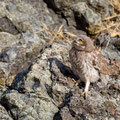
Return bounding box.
[69,35,120,95]
[70,47,99,83]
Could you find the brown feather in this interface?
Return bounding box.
[69,35,120,83]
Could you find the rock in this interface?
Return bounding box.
[1,37,120,119]
[87,0,113,17]
[95,32,112,47]
[1,90,58,120]
[108,107,115,116]
[0,16,20,35]
[44,0,115,33]
[0,40,73,119]
[0,0,63,86]
[100,90,108,96]
[60,107,75,120]
[0,104,13,120]
[113,38,120,50]
[109,117,115,120]
[0,41,71,120]
[0,34,120,119]
[72,2,102,26]
[110,84,120,90]
[0,0,120,120]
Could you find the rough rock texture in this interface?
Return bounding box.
[1,90,58,120]
[0,0,63,86]
[1,39,120,119]
[0,0,120,120]
[0,104,13,120]
[44,0,114,30]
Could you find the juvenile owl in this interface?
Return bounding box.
[69,35,120,96]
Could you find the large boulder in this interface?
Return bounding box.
[0,0,62,86]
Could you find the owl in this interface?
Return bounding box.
[69,35,120,96]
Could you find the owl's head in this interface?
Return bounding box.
[72,35,95,52]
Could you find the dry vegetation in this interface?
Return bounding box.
[42,0,120,46]
[42,22,77,46]
[110,0,120,11]
[89,0,120,37]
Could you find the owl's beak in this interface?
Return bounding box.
[96,50,101,54]
[95,47,101,54]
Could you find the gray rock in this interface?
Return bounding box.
[1,90,58,120]
[0,37,120,120]
[0,104,13,120]
[60,106,75,120]
[72,2,102,26]
[0,0,62,86]
[0,0,120,120]
[0,16,19,35]
[109,117,115,120]
[88,0,114,17]
[44,0,114,31]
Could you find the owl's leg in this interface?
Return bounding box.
[82,80,90,97]
[85,80,90,93]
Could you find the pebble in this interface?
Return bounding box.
[109,117,115,120]
[108,107,115,116]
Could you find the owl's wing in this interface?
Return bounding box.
[93,53,120,75]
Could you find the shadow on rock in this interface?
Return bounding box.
[11,66,31,92]
[48,57,78,80]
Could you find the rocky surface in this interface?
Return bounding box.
[0,0,120,120]
[0,0,63,86]
[0,39,120,120]
[44,0,114,31]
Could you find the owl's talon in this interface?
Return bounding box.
[81,91,90,97]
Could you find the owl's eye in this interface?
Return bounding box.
[78,39,84,43]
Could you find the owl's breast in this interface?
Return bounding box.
[69,48,99,83]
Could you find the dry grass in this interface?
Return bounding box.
[94,14,120,37]
[42,22,77,46]
[110,0,120,12]
[88,0,120,38]
[42,0,120,44]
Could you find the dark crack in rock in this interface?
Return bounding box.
[0,16,20,35]
[0,104,13,120]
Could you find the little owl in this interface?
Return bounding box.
[69,35,120,96]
